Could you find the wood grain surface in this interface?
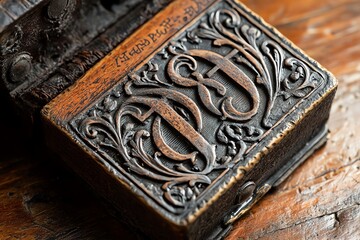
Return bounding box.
[0,0,359,239]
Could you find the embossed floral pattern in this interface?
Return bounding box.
[73,1,324,214]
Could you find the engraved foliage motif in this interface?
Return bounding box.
[74,1,324,214]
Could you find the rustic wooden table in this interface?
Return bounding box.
[1,0,359,239]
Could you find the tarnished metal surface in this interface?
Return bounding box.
[0,0,44,32]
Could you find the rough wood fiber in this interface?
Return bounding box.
[0,0,359,239]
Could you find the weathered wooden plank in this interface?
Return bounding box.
[0,141,136,240]
[243,0,360,77]
[0,0,359,239]
[228,159,360,239]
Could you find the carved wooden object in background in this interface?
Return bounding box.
[0,0,170,123]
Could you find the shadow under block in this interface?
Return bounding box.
[41,0,337,239]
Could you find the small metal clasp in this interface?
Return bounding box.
[223,181,272,226]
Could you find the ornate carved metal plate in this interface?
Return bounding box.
[42,0,337,238]
[71,0,325,213]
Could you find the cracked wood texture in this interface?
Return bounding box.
[0,0,359,239]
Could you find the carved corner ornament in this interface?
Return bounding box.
[42,0,337,238]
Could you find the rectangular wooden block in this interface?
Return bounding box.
[42,0,337,239]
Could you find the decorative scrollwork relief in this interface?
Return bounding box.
[74,1,325,213]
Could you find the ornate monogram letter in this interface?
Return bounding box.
[73,2,324,214]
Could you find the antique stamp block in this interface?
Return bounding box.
[42,0,337,239]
